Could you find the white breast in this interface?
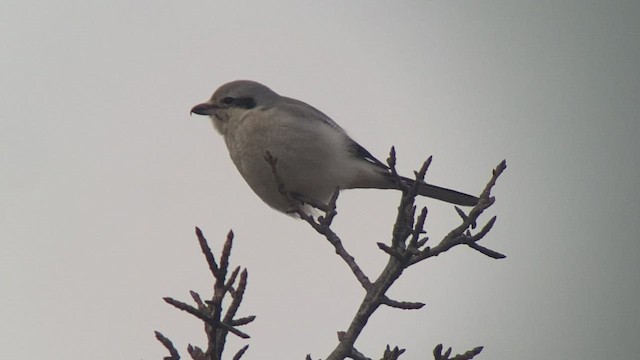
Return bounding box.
[223,107,360,213]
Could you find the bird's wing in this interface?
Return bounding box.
[278,96,344,130]
[348,140,390,170]
[277,96,390,171]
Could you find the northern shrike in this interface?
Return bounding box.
[191,80,478,215]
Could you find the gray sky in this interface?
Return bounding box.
[1,1,639,359]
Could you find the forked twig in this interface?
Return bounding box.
[156,228,254,360]
[268,149,506,360]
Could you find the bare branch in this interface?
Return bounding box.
[230,316,256,327]
[155,331,180,360]
[350,347,371,360]
[433,344,483,360]
[298,210,372,289]
[187,344,204,360]
[162,297,250,339]
[381,345,406,360]
[386,147,405,191]
[318,188,340,227]
[381,296,425,310]
[322,154,505,360]
[376,242,405,261]
[196,227,219,277]
[454,207,476,229]
[469,216,497,242]
[224,266,241,292]
[223,269,249,325]
[413,156,433,189]
[415,237,430,248]
[219,230,234,282]
[232,345,249,360]
[266,151,372,290]
[157,229,254,359]
[466,242,506,259]
[409,161,507,265]
[408,207,428,250]
[190,290,205,309]
[164,152,503,360]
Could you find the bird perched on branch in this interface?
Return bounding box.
[191,80,478,215]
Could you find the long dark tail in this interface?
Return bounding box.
[352,167,479,206]
[401,176,479,206]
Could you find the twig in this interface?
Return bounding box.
[380,296,425,310]
[326,151,505,360]
[223,269,249,325]
[265,151,372,290]
[156,228,254,360]
[187,344,204,360]
[155,331,180,360]
[297,207,372,290]
[262,148,506,360]
[433,344,483,360]
[196,227,220,277]
[230,316,256,327]
[232,345,250,360]
[381,345,406,360]
[163,297,250,339]
[409,161,507,265]
[350,347,371,360]
[408,207,428,249]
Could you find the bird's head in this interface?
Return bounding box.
[190,80,278,135]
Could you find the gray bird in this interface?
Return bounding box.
[191,80,478,215]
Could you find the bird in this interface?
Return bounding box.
[190,80,478,215]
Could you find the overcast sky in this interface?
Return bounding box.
[1,1,639,359]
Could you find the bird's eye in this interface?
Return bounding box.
[221,97,235,105]
[235,97,256,109]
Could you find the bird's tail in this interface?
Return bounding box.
[351,169,479,207]
[400,176,479,206]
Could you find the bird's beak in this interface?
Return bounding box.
[190,102,217,116]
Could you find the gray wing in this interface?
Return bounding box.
[349,140,390,170]
[278,96,344,130]
[276,97,390,169]
[274,96,478,206]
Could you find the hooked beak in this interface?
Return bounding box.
[190,102,217,116]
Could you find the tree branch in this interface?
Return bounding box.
[265,152,373,290]
[155,331,180,360]
[156,228,254,360]
[157,151,505,360]
[380,296,425,310]
[292,149,507,360]
[433,344,483,360]
[381,345,406,360]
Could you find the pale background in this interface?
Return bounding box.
[1,1,639,359]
